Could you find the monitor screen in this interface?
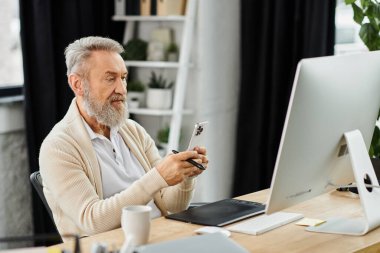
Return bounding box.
[266,51,380,214]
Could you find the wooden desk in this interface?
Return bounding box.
[54,189,380,253]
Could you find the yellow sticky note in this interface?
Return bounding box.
[47,247,62,253]
[295,218,326,227]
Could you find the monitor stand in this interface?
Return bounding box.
[306,129,380,236]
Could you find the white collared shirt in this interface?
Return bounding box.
[82,119,161,218]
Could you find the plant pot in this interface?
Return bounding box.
[167,52,178,62]
[147,41,165,61]
[128,98,140,109]
[146,88,172,110]
[127,91,145,108]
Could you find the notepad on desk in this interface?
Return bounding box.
[227,212,304,235]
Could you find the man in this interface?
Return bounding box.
[39,36,208,239]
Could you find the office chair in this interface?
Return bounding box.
[30,171,55,225]
[30,171,63,244]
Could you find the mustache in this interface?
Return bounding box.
[109,94,126,102]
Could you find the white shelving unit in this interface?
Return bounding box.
[113,15,186,22]
[124,60,180,68]
[128,108,193,116]
[113,0,197,150]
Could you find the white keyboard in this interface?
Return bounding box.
[227,212,303,235]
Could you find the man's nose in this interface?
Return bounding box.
[115,78,126,95]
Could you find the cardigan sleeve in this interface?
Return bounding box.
[40,135,167,236]
[128,121,197,213]
[40,117,197,236]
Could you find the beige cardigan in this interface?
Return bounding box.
[39,99,195,239]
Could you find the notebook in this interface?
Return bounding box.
[134,233,249,253]
[227,211,304,235]
[166,199,265,226]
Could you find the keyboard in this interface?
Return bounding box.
[227,212,304,235]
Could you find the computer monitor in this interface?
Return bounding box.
[265,51,380,235]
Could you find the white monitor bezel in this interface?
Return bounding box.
[266,51,380,215]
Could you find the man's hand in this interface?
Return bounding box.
[193,146,208,165]
[156,149,208,186]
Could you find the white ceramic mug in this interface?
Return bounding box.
[121,205,152,247]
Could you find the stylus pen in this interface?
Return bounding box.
[172,150,205,170]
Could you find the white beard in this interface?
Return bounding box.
[82,83,128,128]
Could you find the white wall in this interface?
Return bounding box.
[191,0,241,202]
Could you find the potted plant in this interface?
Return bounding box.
[146,72,174,109]
[166,42,179,62]
[127,80,145,108]
[370,111,380,176]
[121,38,148,61]
[345,0,380,175]
[157,125,170,156]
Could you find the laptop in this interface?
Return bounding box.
[166,199,265,226]
[134,233,249,253]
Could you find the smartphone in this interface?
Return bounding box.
[187,121,209,151]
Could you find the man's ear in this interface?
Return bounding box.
[68,74,84,96]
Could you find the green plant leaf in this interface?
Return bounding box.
[127,80,145,92]
[360,0,371,9]
[373,141,380,158]
[370,145,375,157]
[359,23,380,50]
[372,3,380,27]
[167,42,178,53]
[353,3,365,24]
[122,39,148,61]
[365,1,380,20]
[167,81,174,89]
[148,72,173,89]
[369,17,380,31]
[345,0,356,4]
[371,125,380,158]
[157,126,170,143]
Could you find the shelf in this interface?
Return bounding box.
[114,0,197,149]
[129,108,193,116]
[125,61,180,68]
[113,15,186,22]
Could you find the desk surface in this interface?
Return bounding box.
[55,189,380,253]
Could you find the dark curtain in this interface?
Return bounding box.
[19,0,124,240]
[233,0,336,196]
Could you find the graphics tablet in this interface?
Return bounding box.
[166,199,265,226]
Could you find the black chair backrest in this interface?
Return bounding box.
[30,171,54,222]
[30,171,63,243]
